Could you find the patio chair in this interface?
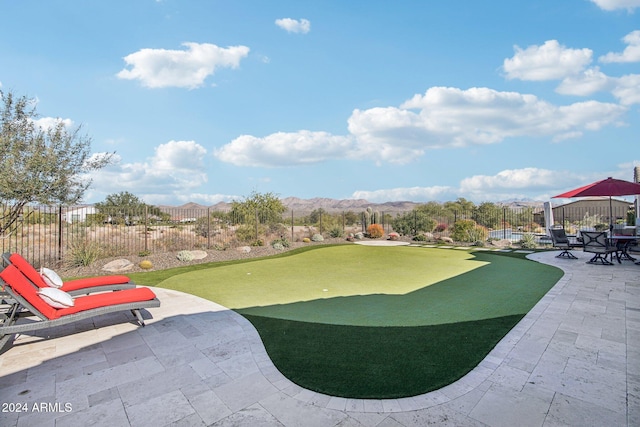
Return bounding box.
[581,231,620,265]
[0,264,160,351]
[548,228,581,259]
[2,253,135,296]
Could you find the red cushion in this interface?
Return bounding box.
[0,265,57,319]
[9,253,48,288]
[0,265,156,320]
[55,288,157,318]
[62,276,132,292]
[9,253,131,292]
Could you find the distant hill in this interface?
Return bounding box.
[157,197,545,215]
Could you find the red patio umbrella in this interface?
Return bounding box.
[553,177,640,229]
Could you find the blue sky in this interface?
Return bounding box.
[1,0,639,206]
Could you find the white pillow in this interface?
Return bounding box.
[38,287,74,309]
[40,267,63,288]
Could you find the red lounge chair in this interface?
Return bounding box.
[3,253,135,295]
[0,264,160,350]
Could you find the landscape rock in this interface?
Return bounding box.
[189,250,208,260]
[491,239,512,248]
[237,246,252,253]
[438,236,454,244]
[102,259,134,272]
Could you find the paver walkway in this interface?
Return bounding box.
[0,249,638,426]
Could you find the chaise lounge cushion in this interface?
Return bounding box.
[0,265,157,320]
[8,253,131,292]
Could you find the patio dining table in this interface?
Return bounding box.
[608,235,639,262]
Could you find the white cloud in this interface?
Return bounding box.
[556,67,613,96]
[347,87,626,161]
[352,168,584,203]
[214,131,354,167]
[503,40,592,81]
[216,86,627,167]
[116,42,250,89]
[611,73,640,105]
[589,0,640,11]
[275,18,311,34]
[33,117,74,131]
[88,140,209,198]
[600,30,640,63]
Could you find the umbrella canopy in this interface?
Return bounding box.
[553,177,640,198]
[553,177,640,230]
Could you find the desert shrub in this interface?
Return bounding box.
[412,234,427,242]
[138,249,152,257]
[176,250,194,262]
[354,232,365,239]
[451,220,488,242]
[519,233,537,249]
[251,239,264,247]
[435,223,448,232]
[271,237,290,248]
[67,240,102,267]
[311,233,324,242]
[391,212,436,235]
[272,242,285,250]
[303,237,311,243]
[329,227,343,238]
[366,224,384,239]
[139,260,153,269]
[234,224,267,243]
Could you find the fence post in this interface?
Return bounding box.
[57,205,63,261]
[144,205,149,252]
[255,208,259,242]
[503,208,507,240]
[291,210,294,242]
[207,208,211,249]
[319,211,323,234]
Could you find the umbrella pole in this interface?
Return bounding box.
[609,196,613,234]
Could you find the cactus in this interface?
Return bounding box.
[363,206,381,229]
[138,260,153,270]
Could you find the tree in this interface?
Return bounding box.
[229,191,286,225]
[94,191,163,224]
[0,90,112,235]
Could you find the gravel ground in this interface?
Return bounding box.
[58,238,352,278]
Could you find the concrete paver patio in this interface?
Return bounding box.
[0,249,638,426]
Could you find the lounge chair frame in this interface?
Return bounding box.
[548,228,581,259]
[0,266,160,351]
[581,231,620,265]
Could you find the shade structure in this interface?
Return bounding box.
[553,177,640,230]
[553,177,640,198]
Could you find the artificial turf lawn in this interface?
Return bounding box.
[146,245,564,398]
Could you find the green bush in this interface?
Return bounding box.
[311,233,324,242]
[451,220,488,243]
[67,241,102,267]
[391,212,436,235]
[176,250,194,262]
[329,227,344,238]
[519,233,537,249]
[271,237,290,248]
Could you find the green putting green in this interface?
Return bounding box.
[155,245,563,398]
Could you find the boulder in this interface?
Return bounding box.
[189,250,208,260]
[237,246,252,254]
[491,239,512,248]
[438,236,454,244]
[102,259,134,272]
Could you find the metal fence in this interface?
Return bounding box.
[1,203,635,267]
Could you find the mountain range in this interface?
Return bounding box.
[160,197,544,214]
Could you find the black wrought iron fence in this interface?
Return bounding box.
[1,203,635,267]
